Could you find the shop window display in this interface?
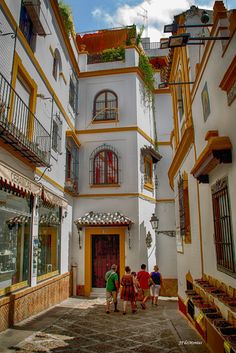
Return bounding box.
[37,204,60,277]
[0,189,31,291]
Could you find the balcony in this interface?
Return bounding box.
[0,72,50,167]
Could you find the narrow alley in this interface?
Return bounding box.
[0,297,210,353]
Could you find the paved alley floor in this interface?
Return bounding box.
[0,297,211,353]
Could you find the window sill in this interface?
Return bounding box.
[0,280,28,296]
[144,183,154,191]
[37,270,59,283]
[91,119,119,124]
[90,184,120,188]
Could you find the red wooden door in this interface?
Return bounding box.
[92,234,120,288]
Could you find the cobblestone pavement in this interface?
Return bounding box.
[0,297,211,353]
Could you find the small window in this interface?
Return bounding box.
[212,177,235,274]
[90,145,119,185]
[144,156,153,189]
[65,141,79,194]
[93,90,118,121]
[176,82,184,122]
[52,49,62,81]
[51,114,62,153]
[69,73,78,113]
[178,173,191,243]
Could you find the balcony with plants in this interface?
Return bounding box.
[0,72,50,167]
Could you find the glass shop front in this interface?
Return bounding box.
[0,188,32,293]
[37,203,61,279]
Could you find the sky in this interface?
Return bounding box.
[65,0,235,41]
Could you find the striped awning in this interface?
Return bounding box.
[74,211,133,227]
[0,161,41,196]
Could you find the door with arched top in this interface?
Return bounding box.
[92,234,120,287]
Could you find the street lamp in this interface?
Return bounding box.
[160,32,230,49]
[150,213,159,231]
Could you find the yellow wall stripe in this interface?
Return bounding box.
[1,0,75,131]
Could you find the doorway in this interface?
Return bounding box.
[92,234,120,288]
[84,227,125,296]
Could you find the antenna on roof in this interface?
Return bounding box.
[137,6,148,37]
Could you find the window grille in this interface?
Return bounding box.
[51,113,62,153]
[65,141,79,194]
[89,144,120,185]
[211,177,235,274]
[93,90,118,121]
[176,83,184,122]
[178,173,191,241]
[178,175,185,236]
[69,72,78,113]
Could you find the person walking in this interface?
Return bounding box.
[150,265,163,306]
[137,264,152,309]
[120,266,136,315]
[105,264,120,314]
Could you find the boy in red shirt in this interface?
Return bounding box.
[137,264,153,309]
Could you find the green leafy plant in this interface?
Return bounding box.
[102,47,125,62]
[136,25,144,45]
[139,54,155,100]
[126,24,136,45]
[58,0,75,36]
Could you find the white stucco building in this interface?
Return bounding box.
[166,1,236,351]
[0,0,79,331]
[73,29,177,297]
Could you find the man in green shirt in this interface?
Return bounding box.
[105,264,120,313]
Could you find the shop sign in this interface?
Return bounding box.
[0,162,41,195]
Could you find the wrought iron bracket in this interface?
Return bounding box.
[0,31,16,38]
[34,165,52,182]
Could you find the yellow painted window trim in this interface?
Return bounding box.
[144,183,154,191]
[49,45,54,57]
[10,52,38,141]
[0,280,28,296]
[37,270,59,283]
[59,72,67,85]
[91,119,120,125]
[66,130,81,149]
[90,184,121,188]
[0,0,76,132]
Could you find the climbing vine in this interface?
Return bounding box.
[139,54,155,101]
[58,0,75,36]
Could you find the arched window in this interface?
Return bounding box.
[52,49,62,81]
[90,144,119,185]
[93,90,118,121]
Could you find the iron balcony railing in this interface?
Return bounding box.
[0,72,50,167]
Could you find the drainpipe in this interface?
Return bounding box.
[71,264,77,296]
